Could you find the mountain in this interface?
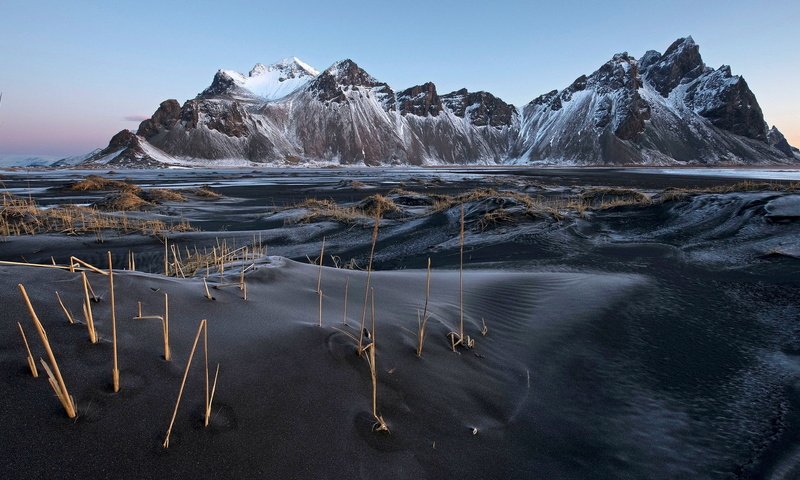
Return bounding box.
[82,38,798,168]
[511,37,797,165]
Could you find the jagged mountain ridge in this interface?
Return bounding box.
[84,37,798,167]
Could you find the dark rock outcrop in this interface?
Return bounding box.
[397,82,442,117]
[137,100,181,138]
[441,89,517,128]
[642,36,707,96]
[768,126,795,157]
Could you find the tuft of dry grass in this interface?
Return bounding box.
[476,209,516,231]
[140,189,187,203]
[192,186,223,199]
[359,194,400,218]
[94,191,153,211]
[580,188,651,209]
[68,175,139,192]
[0,193,193,237]
[293,198,367,225]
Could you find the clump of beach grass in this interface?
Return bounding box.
[0,193,194,237]
[192,186,223,199]
[68,175,139,192]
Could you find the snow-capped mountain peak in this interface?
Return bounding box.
[200,57,319,101]
[248,57,319,79]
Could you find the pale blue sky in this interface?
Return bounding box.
[1,0,798,156]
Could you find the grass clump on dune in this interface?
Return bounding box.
[0,193,193,237]
[68,175,140,192]
[359,194,400,218]
[292,198,368,225]
[192,186,223,199]
[94,191,153,211]
[140,189,188,203]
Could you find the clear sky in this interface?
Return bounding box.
[0,0,798,157]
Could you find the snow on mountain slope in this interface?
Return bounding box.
[200,57,319,102]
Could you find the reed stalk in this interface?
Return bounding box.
[81,272,98,343]
[18,284,77,418]
[358,210,381,354]
[206,364,220,427]
[343,276,349,326]
[16,322,38,377]
[55,291,75,324]
[108,251,119,392]
[204,320,209,426]
[164,236,169,276]
[317,236,325,294]
[367,290,388,433]
[163,319,206,448]
[203,278,213,300]
[0,260,72,271]
[416,258,432,357]
[163,293,171,361]
[459,204,465,341]
[70,256,109,276]
[318,289,324,327]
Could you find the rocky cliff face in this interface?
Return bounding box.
[84,37,796,168]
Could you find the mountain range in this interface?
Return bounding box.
[79,37,799,168]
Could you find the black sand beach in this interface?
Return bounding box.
[2,167,800,479]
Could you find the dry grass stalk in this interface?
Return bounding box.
[416,258,432,357]
[343,276,349,326]
[163,293,171,361]
[366,288,388,433]
[317,288,326,326]
[108,252,119,392]
[459,205,465,341]
[163,237,169,276]
[317,237,326,294]
[133,294,171,361]
[70,256,109,276]
[447,206,474,352]
[16,322,39,377]
[18,284,77,418]
[55,291,75,324]
[203,278,213,300]
[206,363,220,427]
[0,260,72,271]
[127,250,136,271]
[163,319,206,448]
[81,272,98,343]
[358,209,381,354]
[203,321,210,427]
[240,248,248,301]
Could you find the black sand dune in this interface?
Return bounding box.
[2,167,800,479]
